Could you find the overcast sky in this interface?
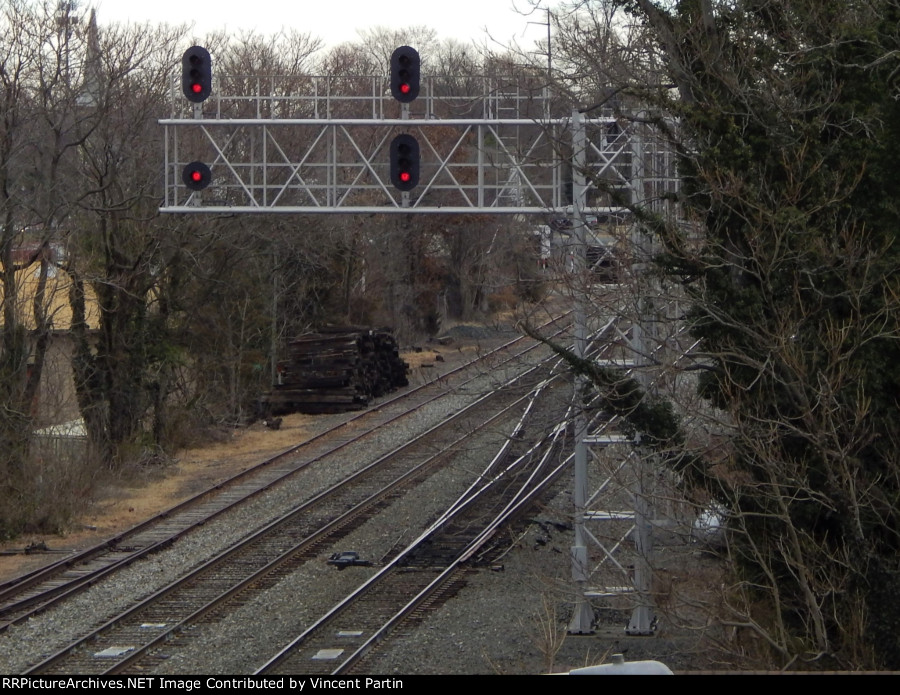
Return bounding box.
[95,0,553,49]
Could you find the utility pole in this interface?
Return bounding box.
[526,3,553,80]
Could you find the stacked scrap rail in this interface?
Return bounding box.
[265,327,409,414]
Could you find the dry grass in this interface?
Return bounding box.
[0,340,501,583]
[0,413,314,583]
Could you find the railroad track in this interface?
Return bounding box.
[0,317,569,632]
[23,353,569,674]
[253,312,687,676]
[256,378,576,675]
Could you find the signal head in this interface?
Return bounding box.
[390,46,420,103]
[390,134,420,191]
[182,161,212,191]
[182,46,212,103]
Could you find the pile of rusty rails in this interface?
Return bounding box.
[264,326,409,414]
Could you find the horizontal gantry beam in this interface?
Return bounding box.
[161,115,645,215]
[159,206,631,215]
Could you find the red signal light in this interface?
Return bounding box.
[390,46,420,103]
[182,46,212,103]
[182,161,211,191]
[390,134,419,191]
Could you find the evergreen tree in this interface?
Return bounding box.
[618,0,900,667]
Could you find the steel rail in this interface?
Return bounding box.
[24,354,559,675]
[0,314,570,629]
[318,316,693,674]
[256,380,575,675]
[105,366,564,675]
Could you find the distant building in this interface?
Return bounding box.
[0,242,100,426]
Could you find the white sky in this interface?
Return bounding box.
[94,0,553,49]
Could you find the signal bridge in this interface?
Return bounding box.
[161,69,673,216]
[163,46,683,639]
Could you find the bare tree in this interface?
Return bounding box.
[0,0,103,534]
[66,16,190,466]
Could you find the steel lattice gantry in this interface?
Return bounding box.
[163,117,568,214]
[160,72,684,637]
[159,75,638,216]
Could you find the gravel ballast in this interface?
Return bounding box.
[0,325,723,674]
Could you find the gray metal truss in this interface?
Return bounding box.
[568,112,683,635]
[159,75,642,215]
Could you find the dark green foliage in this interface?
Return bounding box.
[630,0,900,668]
[520,323,684,457]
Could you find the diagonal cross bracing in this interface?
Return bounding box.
[161,117,622,214]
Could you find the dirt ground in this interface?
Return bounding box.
[0,348,454,584]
